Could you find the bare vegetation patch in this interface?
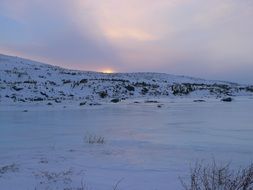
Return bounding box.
[33,169,88,190]
[180,161,253,190]
[99,91,108,98]
[0,164,19,177]
[35,169,72,183]
[84,135,105,144]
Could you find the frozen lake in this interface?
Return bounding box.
[1,99,253,189]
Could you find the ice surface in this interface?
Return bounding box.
[0,99,253,189]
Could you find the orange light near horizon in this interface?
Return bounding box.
[101,69,115,74]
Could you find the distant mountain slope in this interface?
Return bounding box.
[0,54,252,105]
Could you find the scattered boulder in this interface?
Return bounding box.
[62,79,71,84]
[89,103,102,106]
[12,86,23,91]
[33,97,43,101]
[145,100,159,103]
[40,92,49,98]
[80,79,88,84]
[54,99,61,103]
[221,97,233,102]
[193,100,206,103]
[246,86,253,92]
[79,102,86,106]
[111,98,120,103]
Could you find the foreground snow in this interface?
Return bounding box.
[1,98,253,190]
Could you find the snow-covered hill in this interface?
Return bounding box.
[0,54,252,105]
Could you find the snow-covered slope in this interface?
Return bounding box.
[0,54,252,105]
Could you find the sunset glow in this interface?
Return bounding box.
[104,27,156,42]
[101,69,114,74]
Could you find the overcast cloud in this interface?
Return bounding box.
[0,0,253,83]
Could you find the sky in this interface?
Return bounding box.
[0,0,253,83]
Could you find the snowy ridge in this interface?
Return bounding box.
[0,54,252,105]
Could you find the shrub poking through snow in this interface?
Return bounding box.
[141,87,149,95]
[180,161,253,190]
[172,83,194,95]
[99,91,108,98]
[125,85,135,91]
[84,135,105,144]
